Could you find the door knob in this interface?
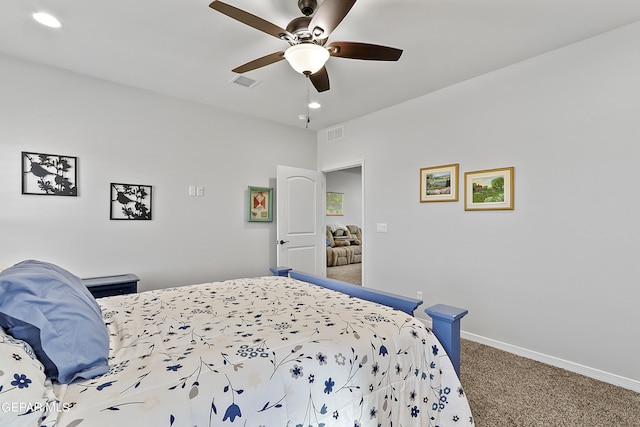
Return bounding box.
[278,240,290,245]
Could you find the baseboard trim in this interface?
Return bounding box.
[418,318,640,393]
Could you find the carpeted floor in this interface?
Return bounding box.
[460,339,640,426]
[326,263,361,285]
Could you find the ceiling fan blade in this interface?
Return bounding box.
[308,0,356,40]
[309,66,330,92]
[231,51,286,74]
[209,1,292,41]
[327,41,403,61]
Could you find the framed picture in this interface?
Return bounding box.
[22,151,78,196]
[464,167,514,211]
[248,186,273,222]
[326,192,344,216]
[420,163,459,203]
[110,183,152,220]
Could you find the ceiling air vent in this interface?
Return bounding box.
[326,126,344,141]
[229,75,260,89]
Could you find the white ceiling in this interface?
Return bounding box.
[2,0,640,131]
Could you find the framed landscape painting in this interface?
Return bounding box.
[464,167,514,211]
[248,186,273,222]
[420,163,459,203]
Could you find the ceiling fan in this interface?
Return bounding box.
[209,0,403,92]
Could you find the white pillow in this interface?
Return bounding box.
[0,327,58,426]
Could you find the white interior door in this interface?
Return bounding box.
[276,165,325,275]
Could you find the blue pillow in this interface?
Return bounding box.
[0,260,109,384]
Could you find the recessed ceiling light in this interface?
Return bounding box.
[33,12,62,28]
[308,102,321,109]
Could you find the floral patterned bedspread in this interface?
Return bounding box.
[46,276,473,426]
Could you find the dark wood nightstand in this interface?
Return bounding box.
[82,274,139,298]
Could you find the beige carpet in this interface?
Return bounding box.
[460,339,640,426]
[326,263,361,285]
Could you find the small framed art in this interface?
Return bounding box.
[419,163,459,203]
[110,183,152,220]
[22,151,78,196]
[248,186,273,222]
[464,167,514,211]
[326,192,344,216]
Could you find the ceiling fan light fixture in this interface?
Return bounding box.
[284,43,329,75]
[33,12,62,28]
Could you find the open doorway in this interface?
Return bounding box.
[323,162,364,286]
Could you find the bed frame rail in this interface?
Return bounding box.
[284,268,422,315]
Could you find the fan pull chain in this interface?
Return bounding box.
[305,77,311,129]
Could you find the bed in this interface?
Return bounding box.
[0,260,474,426]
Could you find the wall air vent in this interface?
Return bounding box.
[326,125,344,142]
[229,74,261,89]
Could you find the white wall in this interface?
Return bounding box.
[325,167,362,227]
[0,53,317,290]
[318,23,640,386]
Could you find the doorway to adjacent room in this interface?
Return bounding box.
[323,163,364,286]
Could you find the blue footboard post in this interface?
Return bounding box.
[425,304,468,378]
[269,267,292,277]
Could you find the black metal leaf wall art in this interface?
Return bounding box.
[22,152,78,196]
[110,183,152,220]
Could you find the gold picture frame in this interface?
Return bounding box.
[464,167,514,211]
[419,163,459,203]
